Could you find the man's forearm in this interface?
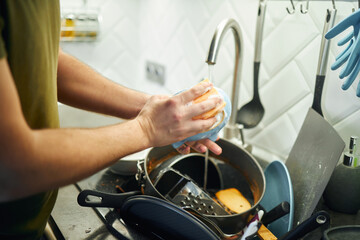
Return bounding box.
[0,119,150,202]
[0,58,150,201]
[57,50,150,119]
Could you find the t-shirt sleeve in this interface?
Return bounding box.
[0,16,6,59]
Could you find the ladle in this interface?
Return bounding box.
[236,0,266,129]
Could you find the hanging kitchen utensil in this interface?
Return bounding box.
[236,0,266,128]
[285,8,345,227]
[260,160,294,237]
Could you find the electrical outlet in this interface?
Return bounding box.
[146,61,166,85]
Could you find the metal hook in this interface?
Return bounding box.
[286,0,296,14]
[300,0,310,14]
[331,0,336,10]
[353,0,359,12]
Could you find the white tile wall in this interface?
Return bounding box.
[59,0,360,162]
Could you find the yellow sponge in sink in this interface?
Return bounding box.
[171,79,231,149]
[192,79,226,120]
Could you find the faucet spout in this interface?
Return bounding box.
[206,18,244,140]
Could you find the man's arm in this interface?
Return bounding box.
[57,49,149,119]
[0,58,219,202]
[57,50,222,154]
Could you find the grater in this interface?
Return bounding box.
[154,168,229,216]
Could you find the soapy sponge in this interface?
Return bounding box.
[192,79,227,120]
[172,79,231,149]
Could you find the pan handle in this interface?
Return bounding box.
[77,189,141,208]
[262,201,290,226]
[278,210,330,240]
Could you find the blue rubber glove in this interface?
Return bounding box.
[172,88,231,149]
[331,31,353,70]
[325,9,360,97]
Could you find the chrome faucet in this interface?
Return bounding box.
[206,18,244,142]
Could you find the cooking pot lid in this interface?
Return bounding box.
[120,195,220,240]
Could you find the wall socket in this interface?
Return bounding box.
[146,61,166,85]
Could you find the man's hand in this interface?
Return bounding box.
[176,137,222,155]
[135,81,223,153]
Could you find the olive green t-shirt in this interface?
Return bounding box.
[0,0,60,239]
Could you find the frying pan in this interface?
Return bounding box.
[120,195,221,240]
[285,8,345,227]
[78,138,265,237]
[260,160,294,237]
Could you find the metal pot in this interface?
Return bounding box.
[78,138,265,237]
[138,138,265,235]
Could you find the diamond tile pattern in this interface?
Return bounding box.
[59,0,360,161]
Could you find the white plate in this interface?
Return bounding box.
[109,148,151,176]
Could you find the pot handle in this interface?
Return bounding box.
[77,189,141,208]
[278,210,330,240]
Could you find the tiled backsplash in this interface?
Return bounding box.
[59,0,360,162]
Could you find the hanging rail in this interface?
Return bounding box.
[283,0,359,14]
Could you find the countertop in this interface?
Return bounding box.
[51,184,118,240]
[51,169,151,240]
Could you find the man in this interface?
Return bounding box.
[0,1,222,239]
